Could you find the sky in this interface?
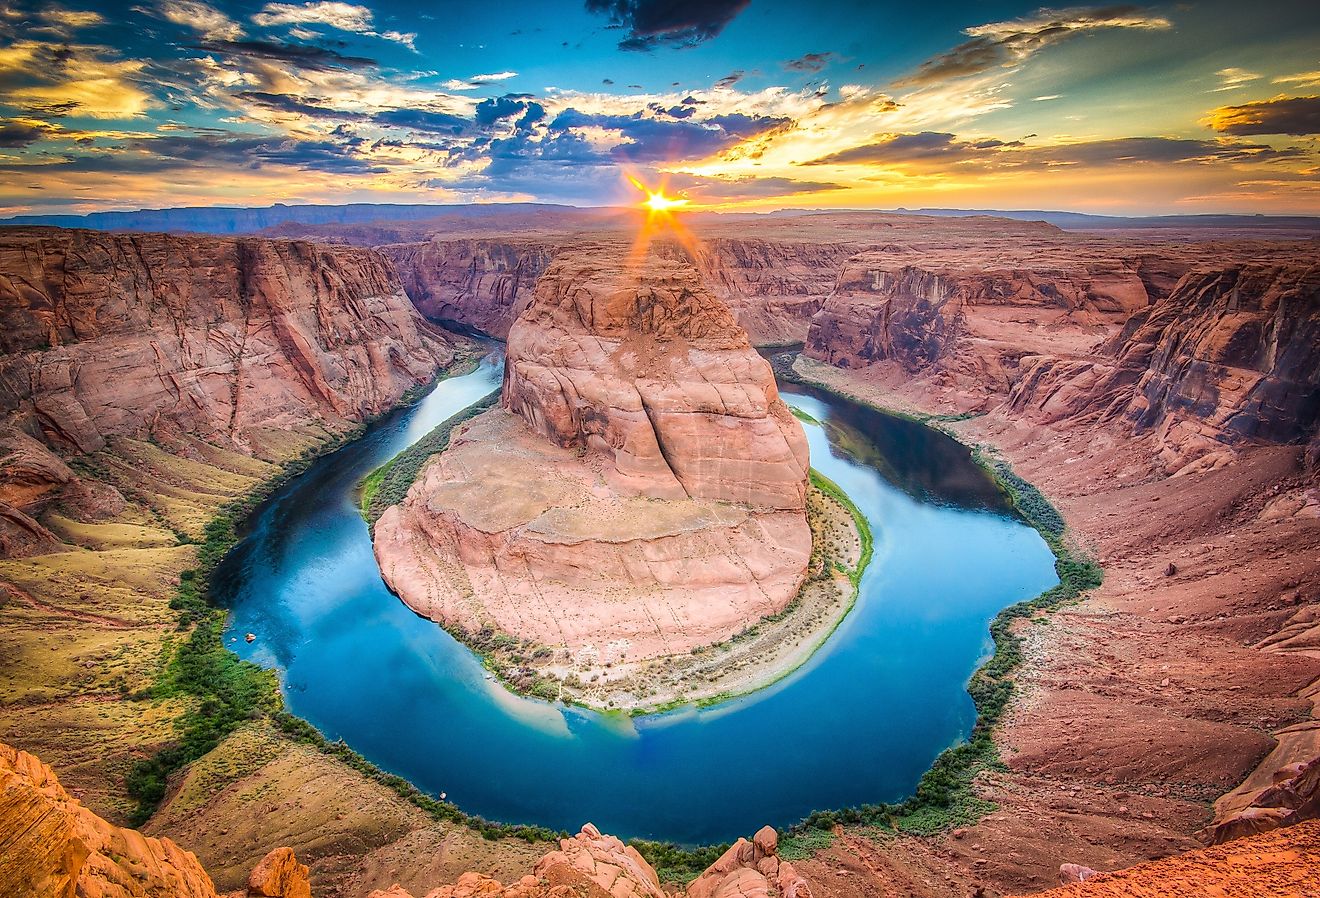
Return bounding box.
[1,0,1318,215]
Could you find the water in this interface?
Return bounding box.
[219,354,1058,844]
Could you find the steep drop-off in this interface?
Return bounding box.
[0,229,455,458]
[1007,263,1320,471]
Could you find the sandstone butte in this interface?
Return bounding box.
[373,247,812,675]
[0,739,810,898]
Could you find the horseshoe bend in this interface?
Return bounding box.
[4,3,1320,893]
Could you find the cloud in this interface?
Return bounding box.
[0,119,46,147]
[549,108,791,162]
[252,2,373,31]
[1212,67,1260,92]
[898,5,1171,86]
[1274,70,1320,90]
[9,129,390,176]
[372,108,468,134]
[805,131,1023,165]
[804,131,1301,171]
[585,0,750,51]
[714,71,744,89]
[666,173,845,200]
[1206,95,1320,135]
[0,41,159,119]
[194,39,376,70]
[441,71,518,90]
[147,0,242,40]
[784,52,837,73]
[251,2,417,49]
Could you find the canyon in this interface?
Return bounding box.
[0,210,1317,898]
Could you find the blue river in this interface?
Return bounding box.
[219,352,1057,844]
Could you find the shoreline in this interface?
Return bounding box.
[775,352,1104,841]
[140,347,1099,880]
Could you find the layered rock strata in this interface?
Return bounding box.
[0,229,454,458]
[374,250,810,679]
[1007,264,1320,471]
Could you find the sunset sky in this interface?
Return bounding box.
[1,0,1318,215]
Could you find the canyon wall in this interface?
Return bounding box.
[384,236,855,346]
[381,238,558,338]
[1007,263,1320,470]
[0,229,454,457]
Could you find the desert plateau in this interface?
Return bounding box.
[2,1,1320,897]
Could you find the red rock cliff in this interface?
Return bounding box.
[0,229,455,457]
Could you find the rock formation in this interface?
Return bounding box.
[0,229,455,458]
[0,740,311,898]
[382,239,558,338]
[374,248,810,681]
[367,823,811,898]
[502,250,808,508]
[1008,264,1320,471]
[0,229,456,559]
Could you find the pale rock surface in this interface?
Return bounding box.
[375,249,810,669]
[502,249,808,510]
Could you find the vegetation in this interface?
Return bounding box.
[631,839,734,884]
[360,390,500,523]
[125,432,363,824]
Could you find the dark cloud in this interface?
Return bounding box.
[585,0,750,51]
[784,52,837,73]
[3,131,389,176]
[1207,95,1320,136]
[474,95,545,131]
[194,39,376,70]
[0,120,47,147]
[237,91,371,121]
[806,132,1298,169]
[666,174,845,199]
[897,5,1168,87]
[372,108,468,135]
[237,91,471,134]
[714,70,744,89]
[806,131,1021,165]
[548,108,789,162]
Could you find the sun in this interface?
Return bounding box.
[642,190,689,213]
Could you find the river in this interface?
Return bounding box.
[218,352,1058,844]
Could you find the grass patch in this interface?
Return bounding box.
[789,406,822,426]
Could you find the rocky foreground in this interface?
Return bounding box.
[0,739,810,898]
[373,247,813,696]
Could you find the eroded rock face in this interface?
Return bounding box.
[0,229,454,457]
[1,740,215,898]
[0,741,314,898]
[366,824,811,898]
[503,250,809,510]
[375,249,810,678]
[1008,264,1320,470]
[382,239,558,338]
[671,239,856,346]
[805,257,1150,373]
